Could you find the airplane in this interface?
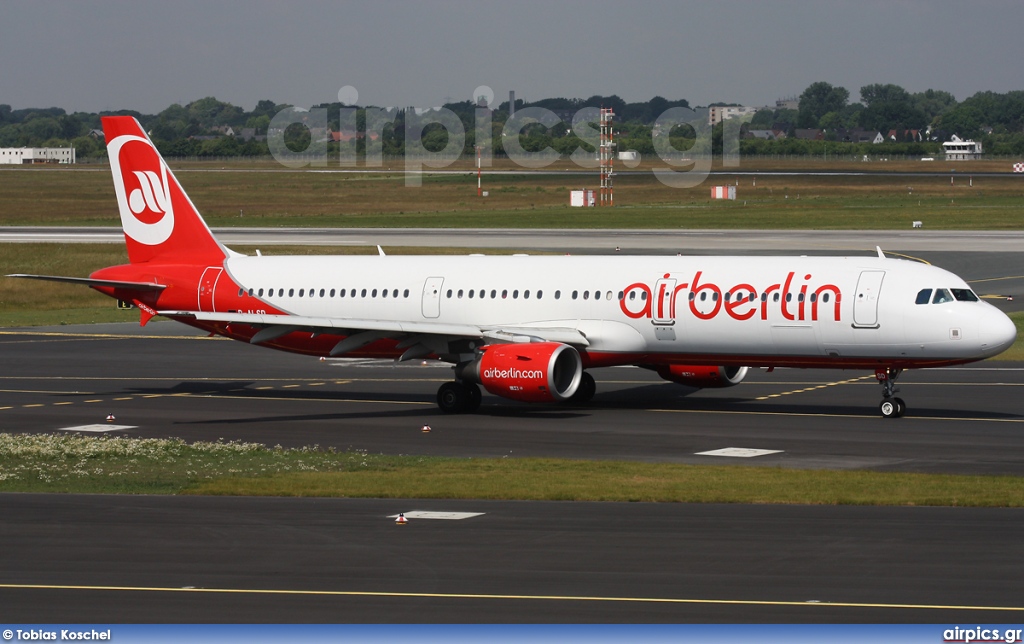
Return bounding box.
[7,116,1017,418]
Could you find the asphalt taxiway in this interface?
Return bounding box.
[1,241,1022,621]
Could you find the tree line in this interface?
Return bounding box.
[1,82,1022,159]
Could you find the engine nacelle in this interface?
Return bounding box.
[655,364,749,388]
[457,342,582,403]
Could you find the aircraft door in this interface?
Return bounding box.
[198,266,222,312]
[853,270,885,328]
[422,276,444,318]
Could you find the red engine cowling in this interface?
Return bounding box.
[655,364,749,388]
[458,342,582,403]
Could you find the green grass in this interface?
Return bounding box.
[2,433,1022,507]
[3,163,1024,230]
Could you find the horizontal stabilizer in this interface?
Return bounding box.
[5,274,166,291]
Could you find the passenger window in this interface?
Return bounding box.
[238,288,244,297]
[403,289,409,298]
[554,290,561,299]
[502,289,508,299]
[915,289,932,304]
[641,292,647,301]
[248,288,254,297]
[382,289,388,298]
[446,289,452,298]
[810,293,817,302]
[361,289,367,297]
[329,289,335,297]
[537,290,543,299]
[629,292,635,300]
[724,292,731,302]
[933,288,952,304]
[524,290,530,299]
[583,291,589,300]
[457,289,463,299]
[760,293,767,302]
[340,289,346,298]
[289,289,294,297]
[822,293,830,303]
[513,290,519,299]
[372,289,378,298]
[468,289,474,298]
[773,293,780,302]
[798,293,804,302]
[258,288,264,297]
[700,292,706,301]
[748,293,756,302]
[572,291,578,300]
[299,289,304,297]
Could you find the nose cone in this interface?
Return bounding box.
[980,308,1017,357]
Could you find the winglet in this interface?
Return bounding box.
[876,246,886,259]
[377,245,386,256]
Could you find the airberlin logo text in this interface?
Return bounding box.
[483,367,545,380]
[620,271,843,323]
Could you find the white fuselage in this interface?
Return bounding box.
[217,253,1015,367]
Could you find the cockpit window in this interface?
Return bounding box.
[950,288,979,302]
[915,289,932,304]
[932,288,953,304]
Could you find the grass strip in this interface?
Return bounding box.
[2,433,1022,507]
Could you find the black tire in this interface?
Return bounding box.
[465,383,482,412]
[893,397,906,418]
[437,382,469,414]
[569,371,596,404]
[879,398,899,418]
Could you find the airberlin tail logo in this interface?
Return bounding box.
[108,134,175,246]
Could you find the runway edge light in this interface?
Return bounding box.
[396,513,408,525]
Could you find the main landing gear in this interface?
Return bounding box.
[876,367,906,418]
[436,381,481,414]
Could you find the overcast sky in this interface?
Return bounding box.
[2,0,1022,114]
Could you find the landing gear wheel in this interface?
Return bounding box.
[437,382,470,414]
[879,399,897,418]
[879,397,905,419]
[893,397,906,418]
[569,372,596,404]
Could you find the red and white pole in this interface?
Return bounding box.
[476,146,482,197]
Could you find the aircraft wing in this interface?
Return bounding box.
[158,310,590,352]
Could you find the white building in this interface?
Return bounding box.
[708,105,759,126]
[942,135,982,161]
[0,147,76,165]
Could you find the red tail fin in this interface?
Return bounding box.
[102,116,226,265]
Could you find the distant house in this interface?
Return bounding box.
[88,129,105,139]
[943,134,983,160]
[745,129,778,141]
[236,128,266,142]
[326,129,380,143]
[834,128,884,144]
[211,125,236,136]
[794,129,824,141]
[887,129,922,142]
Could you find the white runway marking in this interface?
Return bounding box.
[56,424,136,433]
[696,448,784,458]
[388,511,485,520]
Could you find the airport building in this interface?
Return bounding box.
[708,105,759,126]
[942,135,983,161]
[0,147,76,165]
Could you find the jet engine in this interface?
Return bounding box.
[655,364,749,388]
[457,342,582,403]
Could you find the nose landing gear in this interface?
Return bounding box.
[876,367,906,418]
